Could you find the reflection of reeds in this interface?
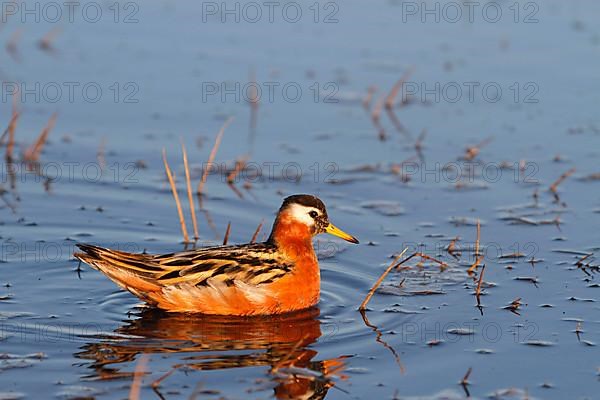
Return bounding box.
[475,265,486,307]
[271,334,310,373]
[248,69,259,145]
[38,27,61,53]
[181,141,199,241]
[360,310,405,373]
[370,95,386,141]
[24,113,58,162]
[197,117,234,199]
[227,156,248,199]
[6,29,23,62]
[129,353,149,400]
[460,367,472,397]
[447,236,460,259]
[162,149,189,243]
[97,137,106,171]
[362,85,377,110]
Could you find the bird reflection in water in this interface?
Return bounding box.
[76,307,348,399]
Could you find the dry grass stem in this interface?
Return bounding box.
[385,67,414,109]
[468,220,482,274]
[359,248,409,311]
[162,149,189,243]
[181,141,199,241]
[412,252,448,269]
[223,222,231,245]
[24,113,58,162]
[5,111,20,162]
[250,220,264,243]
[549,167,576,199]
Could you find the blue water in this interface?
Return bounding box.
[1,1,599,399]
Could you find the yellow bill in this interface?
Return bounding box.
[325,223,359,244]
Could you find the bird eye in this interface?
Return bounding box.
[309,211,318,218]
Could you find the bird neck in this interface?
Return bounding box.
[268,212,315,259]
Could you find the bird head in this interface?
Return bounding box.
[270,194,359,244]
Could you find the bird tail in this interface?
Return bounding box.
[74,243,162,301]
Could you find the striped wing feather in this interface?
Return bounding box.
[75,243,293,288]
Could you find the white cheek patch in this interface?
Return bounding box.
[287,204,320,227]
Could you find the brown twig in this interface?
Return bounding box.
[475,219,481,256]
[549,167,575,202]
[181,141,199,241]
[150,367,175,391]
[467,219,482,274]
[197,117,234,197]
[503,297,522,315]
[222,222,231,245]
[462,137,493,161]
[385,67,414,109]
[162,149,189,243]
[4,111,19,162]
[413,252,448,269]
[461,367,472,385]
[359,248,409,311]
[24,113,58,162]
[250,220,263,243]
[129,353,149,400]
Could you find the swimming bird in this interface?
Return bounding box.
[74,194,358,315]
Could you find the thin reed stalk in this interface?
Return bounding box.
[181,141,199,241]
[162,149,189,243]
